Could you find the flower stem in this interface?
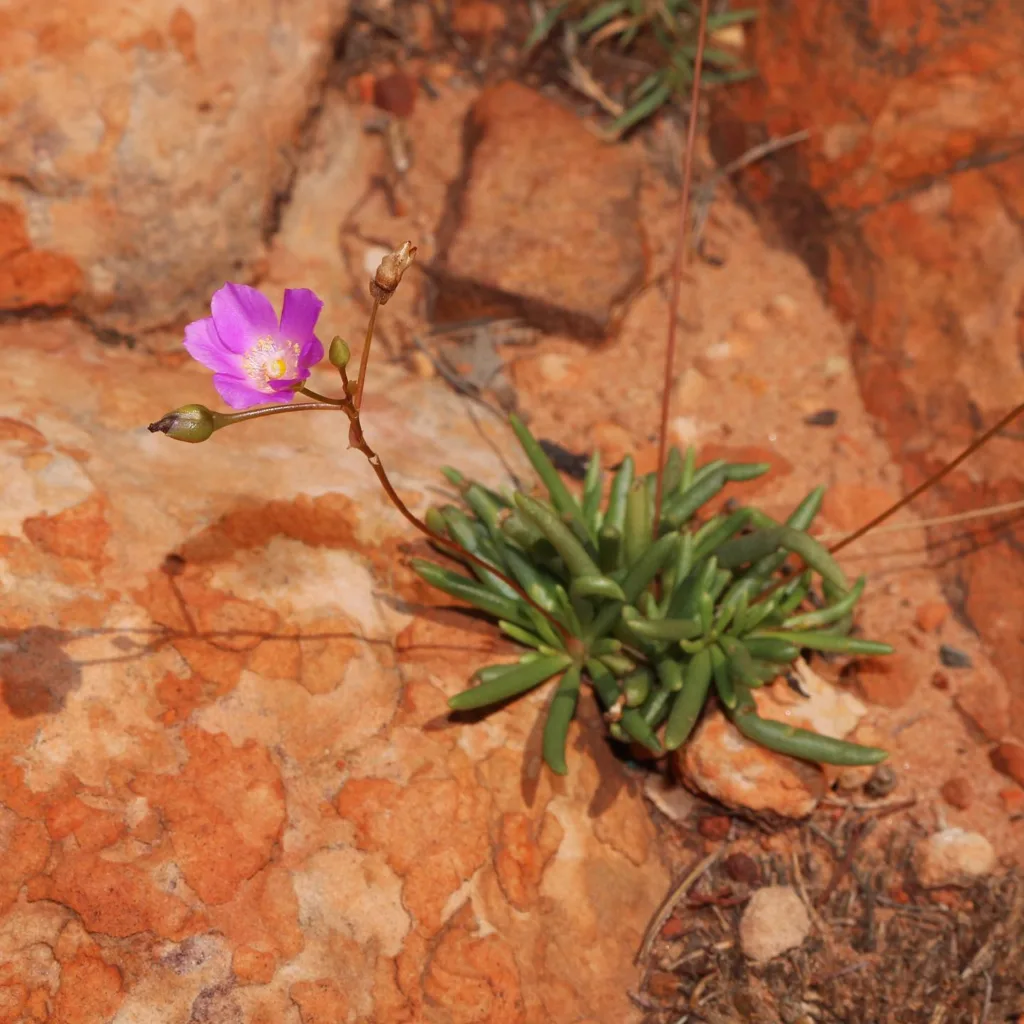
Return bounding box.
[299,386,346,406]
[218,401,342,424]
[354,300,379,411]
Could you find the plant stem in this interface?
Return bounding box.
[354,300,379,411]
[653,0,710,534]
[830,399,1024,554]
[217,401,342,424]
[299,386,346,406]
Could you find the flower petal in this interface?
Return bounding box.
[279,288,324,346]
[297,333,324,370]
[183,317,240,373]
[212,373,287,410]
[211,283,279,353]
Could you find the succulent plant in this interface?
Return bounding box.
[412,414,891,775]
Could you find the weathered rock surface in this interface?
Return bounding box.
[710,0,1024,741]
[0,320,667,1021]
[433,81,646,339]
[0,0,351,328]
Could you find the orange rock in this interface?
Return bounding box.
[493,811,563,911]
[999,788,1024,816]
[855,653,917,708]
[915,601,949,633]
[697,442,793,509]
[0,813,50,914]
[290,979,350,1023]
[990,742,1024,788]
[697,815,731,841]
[51,951,122,1024]
[821,484,896,535]
[21,495,110,563]
[940,777,972,810]
[435,82,644,340]
[422,902,525,1023]
[232,946,277,985]
[131,728,286,906]
[45,852,189,939]
[591,421,634,467]
[209,866,304,965]
[451,0,506,41]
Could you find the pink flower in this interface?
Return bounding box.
[183,283,325,409]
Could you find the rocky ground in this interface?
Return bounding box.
[2,1,1023,1022]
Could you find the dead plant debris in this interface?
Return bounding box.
[639,805,1024,1024]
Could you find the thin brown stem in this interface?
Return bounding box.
[653,0,710,534]
[354,300,379,411]
[830,399,1024,555]
[218,401,343,424]
[299,386,346,406]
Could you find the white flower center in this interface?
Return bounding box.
[243,336,301,392]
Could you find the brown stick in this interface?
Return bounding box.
[830,399,1024,554]
[653,0,711,533]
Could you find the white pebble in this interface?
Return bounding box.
[914,828,995,888]
[739,886,811,962]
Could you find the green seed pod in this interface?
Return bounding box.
[728,707,888,766]
[542,663,583,775]
[663,647,713,750]
[147,404,223,444]
[328,336,351,369]
[448,653,571,711]
[623,668,653,708]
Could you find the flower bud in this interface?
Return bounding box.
[147,404,221,443]
[328,336,351,369]
[369,241,417,305]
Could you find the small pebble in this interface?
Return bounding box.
[767,293,799,321]
[914,828,995,888]
[697,815,731,841]
[409,350,435,379]
[373,72,418,117]
[660,915,685,940]
[998,787,1024,816]
[804,409,838,427]
[939,644,972,669]
[940,777,972,810]
[931,670,950,690]
[724,852,761,886]
[864,763,898,799]
[739,886,811,962]
[915,601,949,633]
